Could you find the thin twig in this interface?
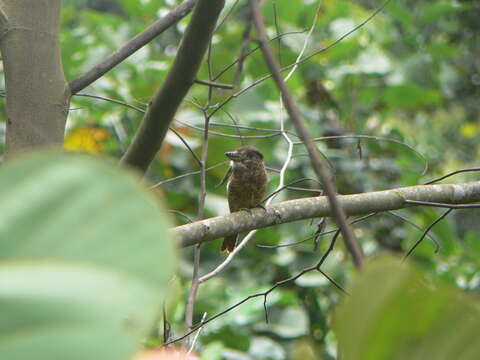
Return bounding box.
[168,210,194,224]
[75,93,146,113]
[69,0,196,94]
[232,13,253,87]
[404,200,480,209]
[301,135,428,175]
[185,36,218,336]
[213,30,306,81]
[185,243,201,330]
[402,209,453,261]
[208,0,392,119]
[283,0,322,82]
[424,168,480,185]
[386,211,439,252]
[75,93,202,166]
[162,303,171,344]
[150,161,227,188]
[214,0,240,31]
[194,79,234,89]
[175,119,282,139]
[257,213,376,249]
[210,121,290,134]
[187,312,207,355]
[166,230,342,345]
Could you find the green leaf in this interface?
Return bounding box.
[464,231,480,265]
[334,259,480,360]
[0,153,176,360]
[419,2,466,23]
[384,84,442,109]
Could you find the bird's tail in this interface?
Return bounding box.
[221,234,237,252]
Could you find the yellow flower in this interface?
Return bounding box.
[460,123,478,138]
[64,126,109,154]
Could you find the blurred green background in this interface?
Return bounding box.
[2,0,480,358]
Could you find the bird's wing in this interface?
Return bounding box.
[216,163,233,188]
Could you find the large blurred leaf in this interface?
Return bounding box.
[334,259,480,360]
[0,153,176,360]
[0,263,162,360]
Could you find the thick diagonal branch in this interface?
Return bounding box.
[172,181,480,247]
[249,0,363,268]
[121,0,224,173]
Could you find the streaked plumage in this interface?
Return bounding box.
[221,146,267,252]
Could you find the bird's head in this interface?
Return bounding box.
[225,146,264,169]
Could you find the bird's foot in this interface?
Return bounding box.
[256,204,267,212]
[240,204,267,215]
[240,207,253,215]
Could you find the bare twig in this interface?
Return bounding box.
[194,79,234,89]
[403,208,453,261]
[187,312,207,355]
[214,30,306,81]
[75,93,146,113]
[150,161,227,188]
[424,168,480,185]
[166,230,342,345]
[168,210,194,224]
[69,0,196,94]
[185,38,218,334]
[250,0,364,269]
[214,0,240,31]
[75,93,202,166]
[283,0,321,82]
[257,213,376,249]
[302,135,428,175]
[210,121,289,134]
[208,0,392,120]
[386,211,439,252]
[185,244,201,330]
[403,200,480,209]
[162,303,171,344]
[232,13,253,87]
[175,119,283,139]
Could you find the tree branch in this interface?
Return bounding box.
[69,0,196,94]
[121,0,225,173]
[172,181,480,247]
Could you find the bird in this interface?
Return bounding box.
[220,146,268,252]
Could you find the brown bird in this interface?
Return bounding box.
[220,146,268,252]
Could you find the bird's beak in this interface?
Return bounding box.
[225,151,241,160]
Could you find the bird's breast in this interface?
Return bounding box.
[228,165,267,211]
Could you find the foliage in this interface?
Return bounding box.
[0,153,175,360]
[335,258,480,360]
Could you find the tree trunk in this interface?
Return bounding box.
[0,0,69,157]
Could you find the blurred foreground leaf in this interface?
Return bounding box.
[0,153,175,360]
[334,258,480,360]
